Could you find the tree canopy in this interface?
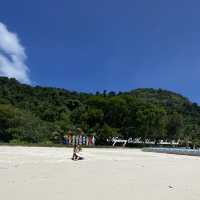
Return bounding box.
[0,77,200,146]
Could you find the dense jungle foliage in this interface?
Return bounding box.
[0,77,200,146]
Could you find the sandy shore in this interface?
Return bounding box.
[0,146,200,200]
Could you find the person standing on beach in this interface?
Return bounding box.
[72,144,78,160]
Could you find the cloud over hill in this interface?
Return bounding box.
[0,22,31,84]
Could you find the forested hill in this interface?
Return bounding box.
[0,76,200,146]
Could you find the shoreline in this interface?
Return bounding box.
[143,147,200,157]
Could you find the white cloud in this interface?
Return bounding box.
[0,22,31,84]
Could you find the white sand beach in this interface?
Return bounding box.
[0,146,200,200]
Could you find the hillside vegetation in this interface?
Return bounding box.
[0,77,200,146]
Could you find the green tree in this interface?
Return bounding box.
[96,124,119,145]
[135,104,167,142]
[166,112,183,141]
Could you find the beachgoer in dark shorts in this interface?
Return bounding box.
[72,145,84,161]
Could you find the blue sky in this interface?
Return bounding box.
[1,0,200,103]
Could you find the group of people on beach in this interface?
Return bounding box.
[72,144,84,161]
